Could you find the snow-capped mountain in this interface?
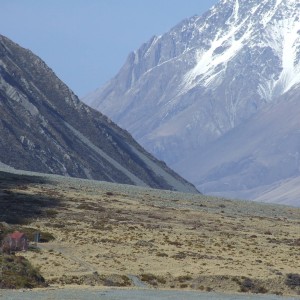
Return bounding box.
[0,34,198,193]
[84,0,300,206]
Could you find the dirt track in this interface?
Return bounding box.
[0,288,299,300]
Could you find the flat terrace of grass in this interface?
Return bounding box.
[0,171,299,295]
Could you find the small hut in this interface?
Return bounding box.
[1,231,29,253]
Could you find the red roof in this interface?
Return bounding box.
[10,231,26,239]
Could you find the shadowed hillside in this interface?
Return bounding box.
[0,34,197,193]
[0,171,61,224]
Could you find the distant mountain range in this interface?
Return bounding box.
[84,0,300,206]
[0,34,197,193]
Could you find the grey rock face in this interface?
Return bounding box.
[174,84,300,203]
[0,34,198,193]
[84,0,300,205]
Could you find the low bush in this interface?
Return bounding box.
[156,252,168,257]
[285,274,300,289]
[44,209,59,217]
[140,273,166,285]
[238,277,268,294]
[177,275,193,282]
[48,273,131,287]
[0,254,47,289]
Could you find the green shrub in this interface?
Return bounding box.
[0,254,47,289]
[286,274,300,289]
[177,275,193,282]
[140,273,166,285]
[238,277,268,294]
[45,209,59,217]
[156,252,168,257]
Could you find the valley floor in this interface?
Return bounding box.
[0,170,299,296]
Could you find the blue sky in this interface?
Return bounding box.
[1,0,218,97]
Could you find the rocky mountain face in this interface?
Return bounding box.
[174,84,300,204]
[84,0,300,206]
[0,34,198,193]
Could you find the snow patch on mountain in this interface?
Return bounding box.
[182,0,300,101]
[182,24,252,92]
[233,0,239,22]
[84,0,300,206]
[181,4,249,93]
[258,16,300,101]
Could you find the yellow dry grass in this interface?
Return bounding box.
[8,176,300,295]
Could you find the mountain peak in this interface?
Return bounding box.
[84,0,300,206]
[180,0,300,101]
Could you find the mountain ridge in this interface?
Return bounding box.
[0,34,198,193]
[84,0,300,206]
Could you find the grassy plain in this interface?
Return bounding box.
[0,171,299,295]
